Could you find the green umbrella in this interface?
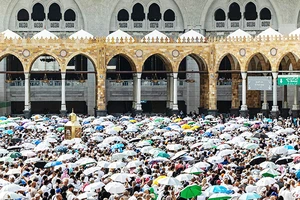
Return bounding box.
[155,152,170,158]
[0,156,13,163]
[187,121,196,125]
[180,185,202,199]
[208,193,231,200]
[56,127,64,132]
[9,152,22,158]
[145,140,153,145]
[261,168,279,178]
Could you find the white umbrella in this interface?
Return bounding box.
[194,162,210,168]
[260,161,277,169]
[20,150,36,157]
[97,143,109,149]
[77,192,98,200]
[183,166,204,174]
[97,161,110,168]
[122,150,137,156]
[216,144,232,150]
[207,156,224,164]
[175,174,194,182]
[61,140,75,146]
[140,146,153,154]
[57,154,75,161]
[157,177,182,186]
[108,161,126,169]
[106,129,118,135]
[271,146,288,155]
[0,184,26,192]
[136,141,151,147]
[21,143,35,149]
[183,136,195,142]
[0,191,24,199]
[90,136,103,142]
[0,149,9,155]
[24,157,40,164]
[45,137,57,143]
[111,153,128,161]
[219,133,232,140]
[111,173,131,183]
[84,182,105,192]
[218,149,234,157]
[0,179,9,187]
[256,177,276,186]
[104,182,126,194]
[126,160,143,168]
[166,144,183,151]
[75,158,97,166]
[6,169,21,175]
[72,143,87,149]
[103,136,127,144]
[83,167,102,175]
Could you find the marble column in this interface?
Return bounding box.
[23,72,31,118]
[271,72,279,118]
[292,86,300,118]
[172,72,178,114]
[135,73,142,113]
[60,72,67,116]
[208,72,218,116]
[230,73,240,116]
[240,72,248,117]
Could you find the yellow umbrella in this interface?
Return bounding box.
[153,176,167,185]
[181,124,191,130]
[130,120,136,123]
[112,126,122,132]
[174,118,182,123]
[191,126,200,130]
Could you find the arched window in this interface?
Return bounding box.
[31,3,45,21]
[64,9,76,21]
[163,9,175,21]
[228,3,241,21]
[118,9,129,21]
[215,9,226,21]
[260,8,271,20]
[244,2,257,20]
[17,9,29,21]
[48,3,62,21]
[148,3,161,21]
[131,3,145,21]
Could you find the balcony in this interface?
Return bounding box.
[213,19,272,31]
[228,20,241,29]
[8,80,86,87]
[214,21,226,29]
[116,20,176,31]
[16,20,78,32]
[243,19,258,30]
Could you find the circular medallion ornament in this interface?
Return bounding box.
[60,50,67,57]
[172,50,180,57]
[135,50,143,57]
[270,48,277,56]
[239,48,246,57]
[22,49,30,57]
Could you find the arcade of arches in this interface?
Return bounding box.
[1,36,300,118]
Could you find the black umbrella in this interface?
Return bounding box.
[249,156,267,165]
[270,155,281,163]
[7,146,21,151]
[34,161,47,169]
[275,157,293,165]
[129,138,141,143]
[11,138,22,144]
[253,133,269,139]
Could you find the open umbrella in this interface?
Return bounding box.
[183,166,204,175]
[180,185,202,199]
[153,176,167,185]
[126,160,143,168]
[208,193,231,200]
[84,182,105,192]
[260,168,280,178]
[275,157,293,165]
[0,191,24,199]
[57,154,75,162]
[238,192,261,200]
[260,161,277,169]
[176,174,195,182]
[54,146,68,153]
[34,161,47,168]
[111,173,131,183]
[9,152,22,159]
[104,182,125,194]
[83,167,102,175]
[97,161,110,168]
[0,183,26,192]
[158,177,182,186]
[44,161,62,168]
[256,177,276,186]
[249,156,267,166]
[205,185,229,195]
[108,161,126,169]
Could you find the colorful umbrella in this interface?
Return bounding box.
[9,152,22,158]
[44,161,62,168]
[239,192,261,200]
[208,193,231,200]
[180,185,202,199]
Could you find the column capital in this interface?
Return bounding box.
[272,72,278,78]
[61,72,66,79]
[136,73,142,79]
[241,72,247,79]
[173,72,178,79]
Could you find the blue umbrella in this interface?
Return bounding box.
[55,146,68,153]
[95,126,104,131]
[16,126,24,131]
[32,139,41,145]
[0,116,7,120]
[111,143,124,150]
[164,127,171,131]
[239,192,261,200]
[83,121,90,125]
[43,117,50,121]
[206,185,228,194]
[44,161,62,168]
[284,145,294,150]
[3,130,13,135]
[22,171,31,177]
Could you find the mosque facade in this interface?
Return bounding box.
[0,0,300,118]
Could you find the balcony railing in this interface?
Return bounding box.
[8,80,86,87]
[16,20,77,31]
[106,80,185,86]
[244,19,258,29]
[214,19,272,30]
[116,20,175,31]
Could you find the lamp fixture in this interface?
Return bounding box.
[151,55,159,83]
[114,55,123,83]
[5,74,13,83]
[78,55,86,83]
[42,73,49,83]
[185,74,195,83]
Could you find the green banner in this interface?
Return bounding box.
[0,102,11,108]
[278,75,300,86]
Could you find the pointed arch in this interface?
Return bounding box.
[215,9,226,21]
[260,8,271,20]
[245,52,270,71]
[277,52,300,71]
[142,53,173,72]
[48,3,62,21]
[131,3,145,21]
[32,3,45,21]
[106,53,137,72]
[163,9,175,21]
[216,53,241,71]
[148,3,161,21]
[64,9,76,21]
[244,2,257,20]
[66,53,98,72]
[228,2,241,21]
[17,9,29,21]
[118,9,129,21]
[177,54,208,71]
[29,53,62,72]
